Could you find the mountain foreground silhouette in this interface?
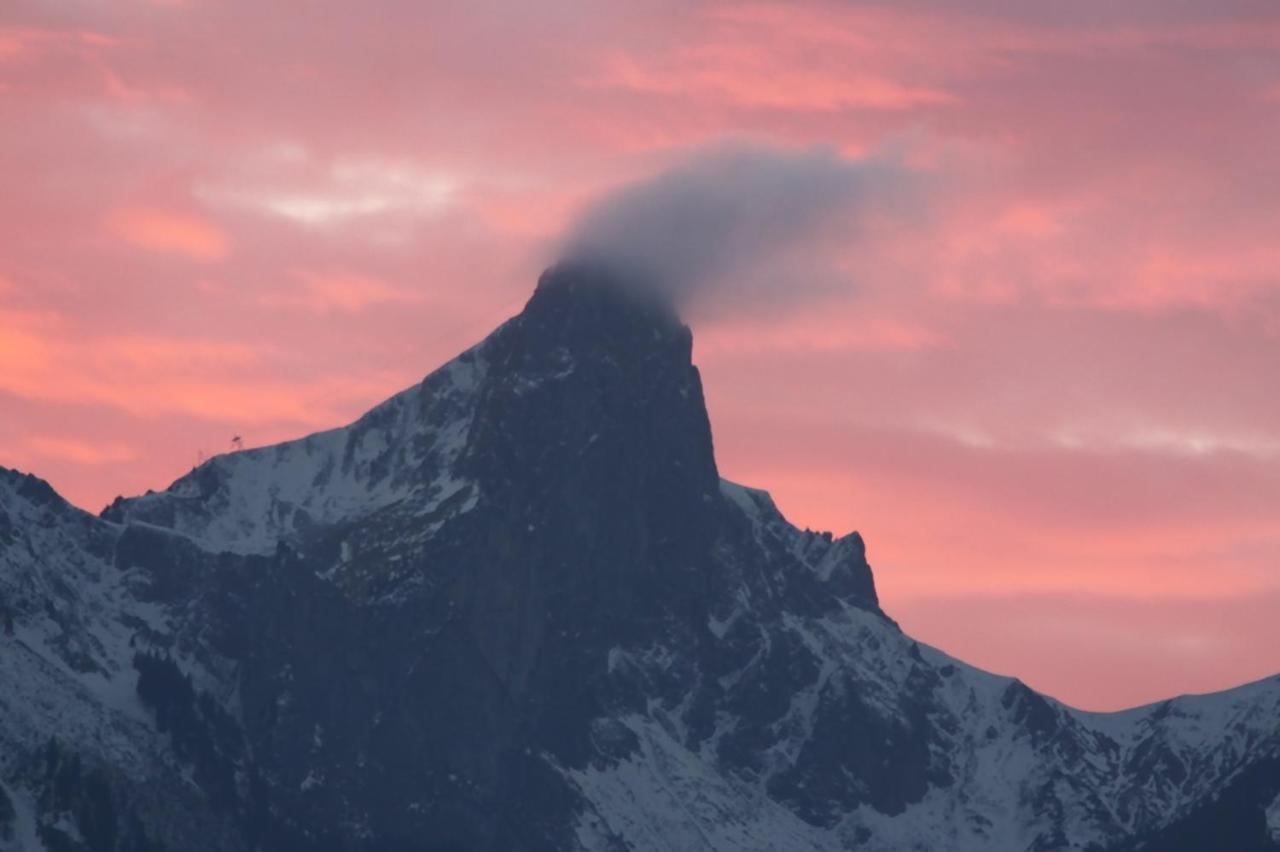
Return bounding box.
[1,264,1278,851]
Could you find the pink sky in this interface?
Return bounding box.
[2,0,1278,710]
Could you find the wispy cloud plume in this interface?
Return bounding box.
[560,140,922,317]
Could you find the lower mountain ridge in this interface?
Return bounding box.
[2,265,1278,851]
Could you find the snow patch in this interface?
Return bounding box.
[567,717,838,851]
[0,785,46,852]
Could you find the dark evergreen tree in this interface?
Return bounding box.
[0,781,15,841]
[133,651,245,813]
[79,768,118,852]
[53,752,81,812]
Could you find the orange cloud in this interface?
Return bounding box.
[259,271,425,313]
[107,208,230,261]
[0,31,25,62]
[0,27,95,62]
[22,436,139,465]
[698,314,946,354]
[0,308,347,425]
[594,50,955,112]
[995,204,1062,237]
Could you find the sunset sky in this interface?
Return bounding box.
[3,0,1279,711]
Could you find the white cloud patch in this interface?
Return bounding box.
[197,154,457,228]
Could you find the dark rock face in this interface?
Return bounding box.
[459,265,722,654]
[2,266,1278,851]
[119,265,886,850]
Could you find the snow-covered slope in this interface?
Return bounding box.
[102,342,490,557]
[562,472,1280,852]
[0,470,246,850]
[2,265,1277,851]
[569,540,1280,850]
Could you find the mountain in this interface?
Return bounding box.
[2,263,1279,851]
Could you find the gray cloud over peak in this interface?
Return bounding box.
[559,140,921,317]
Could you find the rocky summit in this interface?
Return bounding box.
[1,264,1279,851]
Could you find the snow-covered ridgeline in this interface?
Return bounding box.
[103,347,489,557]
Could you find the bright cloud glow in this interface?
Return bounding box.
[198,159,458,226]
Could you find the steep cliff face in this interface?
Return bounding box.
[2,266,1278,851]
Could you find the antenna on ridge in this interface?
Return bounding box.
[231,434,244,452]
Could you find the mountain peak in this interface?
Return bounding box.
[470,262,715,489]
[101,265,717,562]
[521,260,692,362]
[452,263,724,650]
[0,465,70,511]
